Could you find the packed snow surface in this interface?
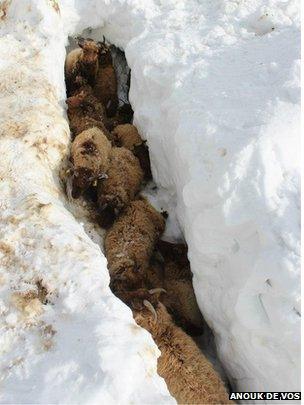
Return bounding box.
[0,0,300,403]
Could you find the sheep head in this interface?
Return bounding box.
[98,190,126,217]
[71,167,95,198]
[134,302,171,333]
[98,41,113,66]
[66,92,86,108]
[109,261,143,292]
[77,37,100,65]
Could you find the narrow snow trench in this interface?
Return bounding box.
[63,33,232,404]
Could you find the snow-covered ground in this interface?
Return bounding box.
[0,0,300,403]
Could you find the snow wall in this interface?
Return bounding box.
[0,0,300,403]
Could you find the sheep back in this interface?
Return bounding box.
[97,147,144,213]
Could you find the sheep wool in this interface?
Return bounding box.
[112,124,143,150]
[70,127,112,198]
[163,278,204,335]
[66,86,111,139]
[94,45,118,117]
[65,38,101,92]
[148,245,204,335]
[65,48,82,90]
[134,303,232,405]
[104,199,165,290]
[112,124,152,180]
[97,146,144,215]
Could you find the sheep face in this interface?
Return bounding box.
[98,189,127,213]
[109,261,145,294]
[97,147,144,217]
[134,302,171,335]
[70,127,111,197]
[98,44,113,66]
[78,37,100,65]
[71,167,94,199]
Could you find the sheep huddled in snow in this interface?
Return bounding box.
[157,241,204,335]
[93,41,119,117]
[97,146,144,222]
[112,124,152,180]
[66,85,111,139]
[134,302,231,405]
[64,37,230,405]
[112,123,142,150]
[65,38,102,94]
[145,241,204,335]
[146,262,204,336]
[69,127,111,198]
[163,278,204,336]
[104,198,165,293]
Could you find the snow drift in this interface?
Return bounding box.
[0,0,300,403]
[0,1,173,403]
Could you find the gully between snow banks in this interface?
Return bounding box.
[0,0,300,403]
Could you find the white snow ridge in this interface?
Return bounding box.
[0,0,300,404]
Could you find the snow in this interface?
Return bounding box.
[0,1,173,404]
[0,0,300,403]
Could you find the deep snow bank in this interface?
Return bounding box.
[61,0,300,395]
[0,1,173,403]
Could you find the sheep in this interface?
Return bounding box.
[146,241,204,335]
[66,85,111,139]
[157,240,191,280]
[104,198,165,293]
[66,74,90,96]
[65,38,101,94]
[134,302,232,405]
[93,42,119,117]
[112,124,142,150]
[69,127,112,198]
[97,147,144,223]
[112,124,152,180]
[162,278,204,336]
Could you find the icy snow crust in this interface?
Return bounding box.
[0,0,300,402]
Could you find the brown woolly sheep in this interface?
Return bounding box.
[112,124,152,180]
[112,124,142,150]
[163,278,204,336]
[104,198,165,293]
[70,127,111,198]
[97,147,144,221]
[134,303,232,405]
[148,241,204,335]
[94,43,119,117]
[67,74,90,96]
[66,86,111,139]
[65,38,101,93]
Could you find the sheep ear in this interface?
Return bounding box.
[77,37,85,48]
